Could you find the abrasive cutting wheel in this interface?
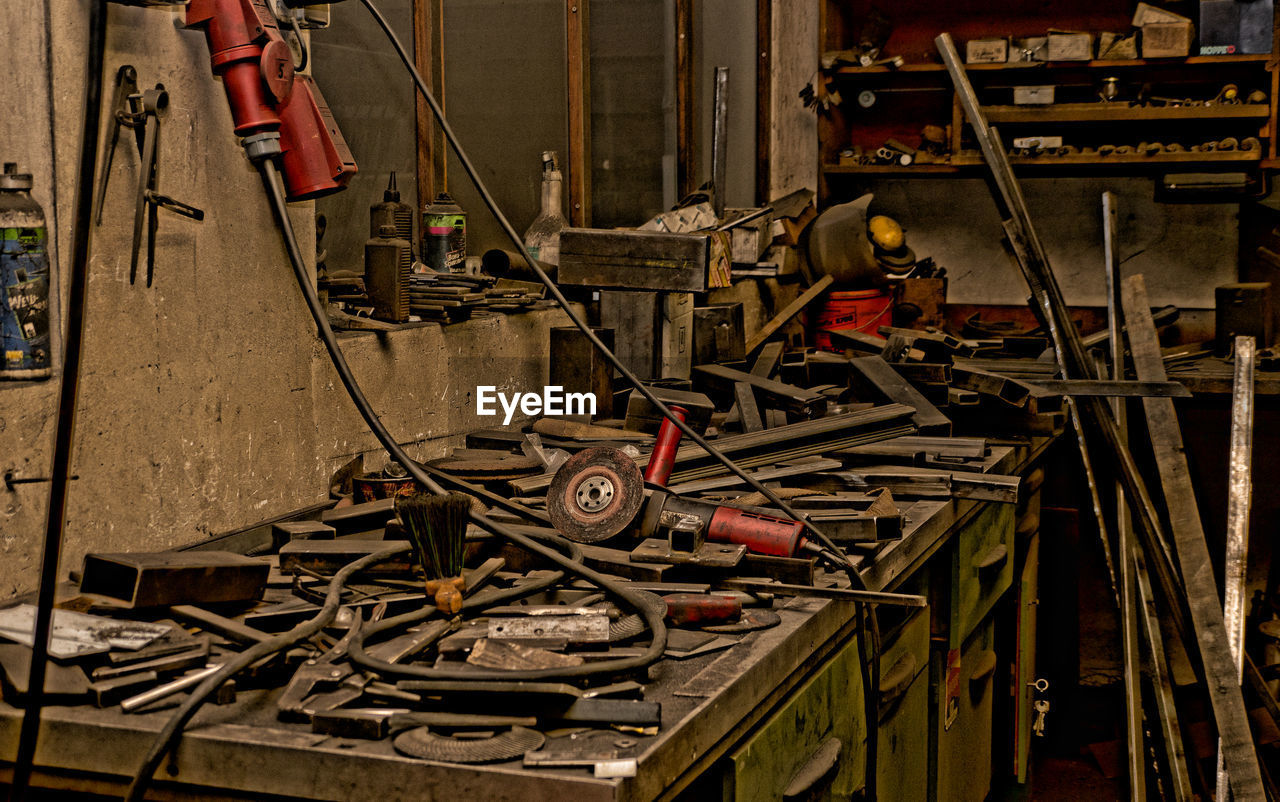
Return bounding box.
[546,447,645,543]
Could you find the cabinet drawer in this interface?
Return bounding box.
[931,618,998,802]
[950,502,1015,646]
[877,664,928,802]
[878,606,928,718]
[730,635,867,801]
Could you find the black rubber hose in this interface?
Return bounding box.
[123,545,411,802]
[353,0,850,566]
[355,2,881,792]
[12,2,108,799]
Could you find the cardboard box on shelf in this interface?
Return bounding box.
[1046,31,1093,61]
[1141,22,1194,57]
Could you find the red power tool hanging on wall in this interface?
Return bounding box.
[187,0,357,199]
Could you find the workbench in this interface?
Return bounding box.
[0,437,1053,801]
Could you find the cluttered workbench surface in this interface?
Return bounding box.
[0,428,1048,800]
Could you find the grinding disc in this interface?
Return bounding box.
[393,726,545,763]
[547,447,644,543]
[702,609,782,634]
[605,590,668,642]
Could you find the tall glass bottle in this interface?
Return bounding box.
[523,151,568,265]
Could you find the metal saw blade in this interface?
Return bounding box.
[546,447,644,543]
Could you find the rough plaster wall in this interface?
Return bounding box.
[0,2,569,598]
[696,0,757,208]
[861,178,1238,308]
[769,0,819,200]
[312,0,418,275]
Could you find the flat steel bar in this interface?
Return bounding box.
[711,66,729,218]
[1027,380,1191,398]
[1217,335,1256,800]
[1123,274,1264,800]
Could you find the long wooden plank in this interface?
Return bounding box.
[745,274,834,353]
[1122,273,1264,800]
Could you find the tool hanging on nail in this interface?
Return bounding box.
[94,65,205,287]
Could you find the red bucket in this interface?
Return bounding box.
[813,289,893,351]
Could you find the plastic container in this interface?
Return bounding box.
[0,162,52,380]
[813,288,893,352]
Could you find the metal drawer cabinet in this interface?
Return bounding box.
[729,634,867,801]
[876,607,930,802]
[930,618,998,802]
[949,502,1015,649]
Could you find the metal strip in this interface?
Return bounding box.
[1026,379,1191,398]
[1218,335,1257,800]
[1123,274,1264,800]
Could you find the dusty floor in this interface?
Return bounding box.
[1026,754,1125,801]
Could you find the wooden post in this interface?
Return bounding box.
[567,0,591,226]
[413,0,445,201]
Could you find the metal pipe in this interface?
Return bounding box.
[1105,191,1146,802]
[12,2,108,798]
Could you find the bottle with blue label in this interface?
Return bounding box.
[0,163,52,380]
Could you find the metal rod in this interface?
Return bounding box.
[1135,541,1195,801]
[939,34,1258,796]
[11,2,108,798]
[1218,335,1257,800]
[1105,191,1145,802]
[937,35,1191,653]
[716,578,927,606]
[711,66,729,218]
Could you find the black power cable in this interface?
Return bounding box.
[354,1,881,794]
[123,544,411,802]
[11,1,108,799]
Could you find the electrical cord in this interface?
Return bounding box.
[124,544,411,802]
[355,2,880,793]
[358,0,882,789]
[125,158,667,801]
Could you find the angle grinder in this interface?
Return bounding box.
[546,411,847,568]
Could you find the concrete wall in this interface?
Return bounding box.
[853,177,1238,308]
[0,2,568,598]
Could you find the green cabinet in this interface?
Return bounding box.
[949,502,1015,648]
[930,618,998,802]
[876,608,930,802]
[730,634,867,801]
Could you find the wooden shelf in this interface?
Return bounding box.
[982,102,1271,123]
[825,149,1263,175]
[829,54,1275,75]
